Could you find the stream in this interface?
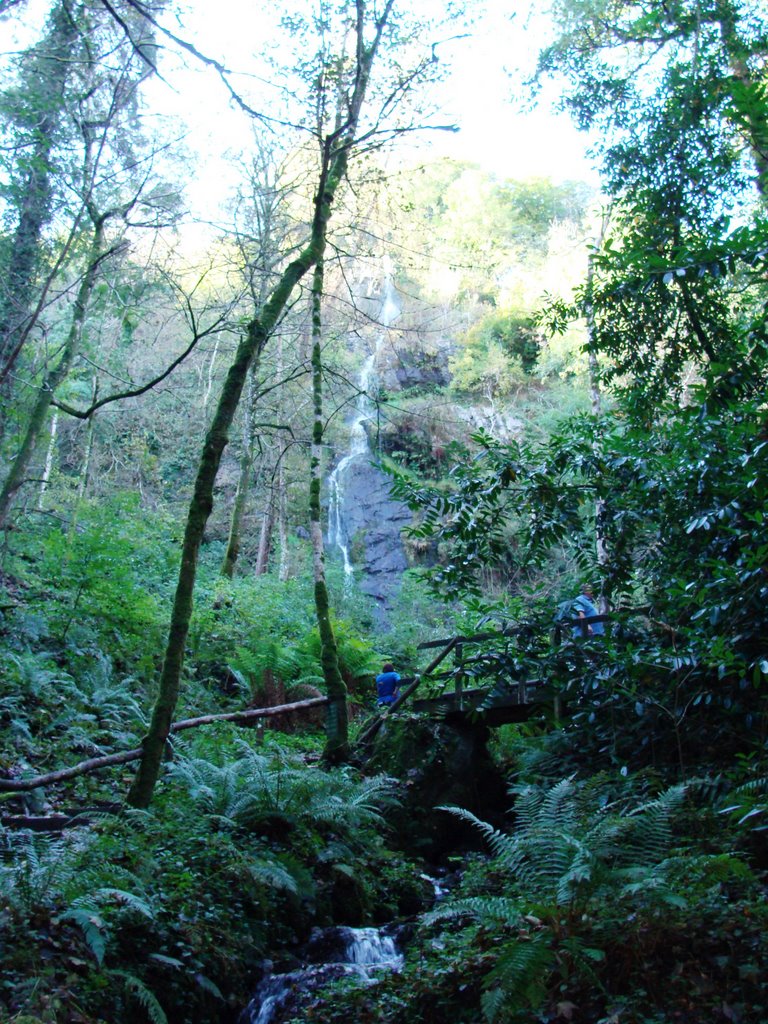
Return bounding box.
[237,925,404,1024]
[238,874,448,1024]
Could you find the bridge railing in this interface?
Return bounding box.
[356,607,651,745]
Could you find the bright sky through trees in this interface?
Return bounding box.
[165,0,599,214]
[0,0,599,223]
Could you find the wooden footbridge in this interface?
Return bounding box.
[357,611,616,745]
[2,609,628,828]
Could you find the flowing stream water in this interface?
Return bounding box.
[238,925,404,1024]
[327,262,401,578]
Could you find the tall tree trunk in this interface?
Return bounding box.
[221,370,259,578]
[278,445,290,582]
[68,378,97,544]
[255,483,276,575]
[37,408,58,512]
[127,0,397,808]
[309,259,349,763]
[0,218,106,525]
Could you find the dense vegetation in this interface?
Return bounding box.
[1,1,767,1022]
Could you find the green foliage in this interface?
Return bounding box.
[413,775,762,1023]
[438,777,696,915]
[0,734,411,1023]
[401,160,593,302]
[451,309,540,396]
[108,970,169,1024]
[187,572,378,699]
[58,885,155,967]
[166,738,397,841]
[3,493,176,676]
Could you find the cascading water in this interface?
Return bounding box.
[238,925,403,1024]
[327,261,401,579]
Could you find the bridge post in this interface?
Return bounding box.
[455,642,464,710]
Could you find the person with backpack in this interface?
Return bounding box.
[375,662,400,707]
[572,583,605,638]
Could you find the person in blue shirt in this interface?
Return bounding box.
[375,662,400,707]
[572,584,605,639]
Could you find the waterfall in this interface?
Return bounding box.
[239,925,403,1024]
[327,259,400,577]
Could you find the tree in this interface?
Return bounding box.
[309,258,349,762]
[386,0,768,771]
[0,0,80,391]
[221,141,298,579]
[127,0,453,807]
[0,30,166,523]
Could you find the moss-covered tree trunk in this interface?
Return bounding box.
[221,369,260,578]
[309,258,349,763]
[127,149,344,808]
[0,216,106,525]
[128,0,396,808]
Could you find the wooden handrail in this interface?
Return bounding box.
[356,637,458,746]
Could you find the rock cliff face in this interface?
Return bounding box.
[325,269,467,624]
[329,453,412,620]
[326,268,417,625]
[377,344,451,392]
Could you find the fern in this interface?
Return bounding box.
[59,905,109,964]
[168,742,398,841]
[481,933,554,1022]
[426,895,523,928]
[239,855,301,895]
[109,970,168,1024]
[718,774,768,831]
[59,886,155,964]
[443,777,700,914]
[1,831,70,914]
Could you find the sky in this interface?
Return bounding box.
[158,1,599,211]
[1,0,600,222]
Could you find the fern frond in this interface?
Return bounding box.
[425,895,522,928]
[481,986,507,1024]
[482,933,554,1020]
[241,857,300,895]
[59,905,108,964]
[109,970,168,1024]
[438,804,517,860]
[89,887,155,920]
[194,973,224,1001]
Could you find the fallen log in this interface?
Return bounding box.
[0,696,329,793]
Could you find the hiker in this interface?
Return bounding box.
[572,583,605,639]
[375,662,401,707]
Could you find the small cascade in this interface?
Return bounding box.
[326,260,413,622]
[239,925,403,1024]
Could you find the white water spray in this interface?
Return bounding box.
[327,259,400,574]
[240,926,403,1024]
